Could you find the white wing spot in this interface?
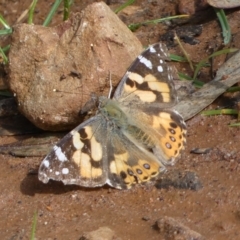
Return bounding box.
[43,160,50,168]
[149,46,156,53]
[158,65,163,72]
[62,168,69,175]
[160,47,168,56]
[163,51,168,57]
[160,59,163,64]
[138,55,153,69]
[54,145,67,162]
[55,171,60,175]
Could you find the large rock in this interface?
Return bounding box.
[7,2,142,131]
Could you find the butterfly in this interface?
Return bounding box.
[38,42,187,189]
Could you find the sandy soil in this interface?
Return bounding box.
[0,1,240,239]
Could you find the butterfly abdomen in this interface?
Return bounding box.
[127,124,155,149]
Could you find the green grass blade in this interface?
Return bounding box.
[128,14,189,31]
[128,23,141,31]
[206,48,238,58]
[2,45,10,53]
[178,72,193,81]
[229,122,240,127]
[214,8,231,45]
[141,15,189,25]
[0,14,11,29]
[43,0,63,26]
[178,72,204,87]
[63,0,71,21]
[114,0,136,14]
[0,47,8,64]
[202,109,238,116]
[0,29,12,35]
[0,14,12,35]
[170,54,187,62]
[227,86,240,92]
[30,211,38,240]
[28,0,38,24]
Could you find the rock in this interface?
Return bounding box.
[156,216,205,240]
[7,2,142,131]
[80,226,121,240]
[155,169,203,191]
[178,0,208,15]
[207,0,240,8]
[190,148,212,154]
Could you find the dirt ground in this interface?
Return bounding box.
[1,1,240,239]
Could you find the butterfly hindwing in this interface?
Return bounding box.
[105,126,165,189]
[120,108,186,166]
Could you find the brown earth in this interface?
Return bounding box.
[0,0,240,239]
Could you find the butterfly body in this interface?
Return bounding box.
[38,42,187,189]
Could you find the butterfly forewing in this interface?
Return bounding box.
[114,42,178,109]
[38,116,109,187]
